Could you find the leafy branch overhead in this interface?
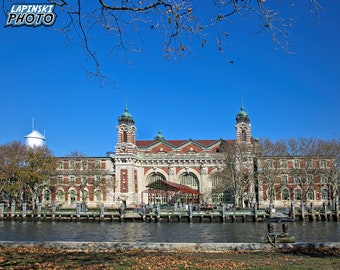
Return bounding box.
[3,1,322,81]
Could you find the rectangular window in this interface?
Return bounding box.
[281,175,288,185]
[321,175,327,184]
[306,160,312,169]
[69,176,75,183]
[307,174,314,184]
[294,159,300,168]
[266,159,272,168]
[294,176,301,184]
[82,161,87,169]
[57,176,63,184]
[281,160,287,169]
[81,177,87,184]
[320,160,326,168]
[58,162,63,170]
[70,161,75,169]
[95,160,101,169]
[95,175,101,183]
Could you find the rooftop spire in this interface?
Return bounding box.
[118,104,135,125]
[236,101,250,124]
[125,100,128,112]
[154,130,165,141]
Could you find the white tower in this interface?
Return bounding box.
[25,130,45,148]
[24,118,45,148]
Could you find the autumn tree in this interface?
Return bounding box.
[0,141,56,207]
[2,0,322,81]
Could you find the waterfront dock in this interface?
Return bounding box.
[0,203,339,222]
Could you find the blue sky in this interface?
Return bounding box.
[0,1,339,157]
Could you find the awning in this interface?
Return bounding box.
[146,179,200,195]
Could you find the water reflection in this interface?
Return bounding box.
[0,221,339,243]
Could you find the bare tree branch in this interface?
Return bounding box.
[3,0,323,83]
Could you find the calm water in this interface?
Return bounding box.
[0,221,339,243]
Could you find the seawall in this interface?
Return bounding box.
[0,241,339,252]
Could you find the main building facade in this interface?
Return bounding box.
[42,106,335,209]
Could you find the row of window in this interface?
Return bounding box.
[212,188,330,205]
[263,159,327,169]
[271,188,329,201]
[211,174,328,189]
[50,189,104,203]
[57,160,102,170]
[282,174,328,184]
[56,175,103,184]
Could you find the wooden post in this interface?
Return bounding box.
[37,202,42,218]
[222,204,226,223]
[323,202,327,221]
[51,201,56,220]
[11,201,16,219]
[290,203,295,220]
[335,196,339,221]
[301,202,305,221]
[76,203,81,219]
[253,204,258,222]
[22,203,27,219]
[0,203,4,220]
[310,202,315,222]
[100,203,104,220]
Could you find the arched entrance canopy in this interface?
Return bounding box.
[144,179,200,205]
[146,179,200,195]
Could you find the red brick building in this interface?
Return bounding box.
[47,106,336,209]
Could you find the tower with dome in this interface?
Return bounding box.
[24,129,45,148]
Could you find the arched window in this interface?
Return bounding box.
[123,131,128,142]
[147,172,166,185]
[242,130,246,141]
[69,190,77,205]
[81,190,89,202]
[56,190,65,202]
[307,189,314,200]
[281,188,290,200]
[267,188,276,201]
[294,189,302,201]
[43,189,51,202]
[94,190,103,201]
[211,174,233,204]
[321,189,329,200]
[179,172,199,190]
[212,174,224,190]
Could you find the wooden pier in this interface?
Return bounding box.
[0,203,339,223]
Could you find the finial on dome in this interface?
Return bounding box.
[236,100,250,124]
[118,104,135,125]
[154,130,165,141]
[125,100,129,112]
